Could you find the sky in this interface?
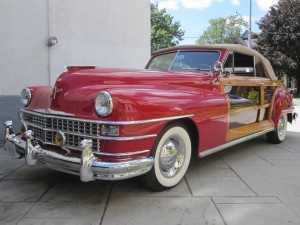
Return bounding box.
[151,0,279,45]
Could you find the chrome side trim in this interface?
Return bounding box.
[21,109,194,125]
[99,134,157,141]
[97,149,150,157]
[199,128,274,158]
[106,114,194,125]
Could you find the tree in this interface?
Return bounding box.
[197,15,247,44]
[151,3,185,52]
[255,0,300,93]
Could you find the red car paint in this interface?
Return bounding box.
[21,45,295,162]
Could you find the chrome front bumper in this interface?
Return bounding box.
[3,121,154,182]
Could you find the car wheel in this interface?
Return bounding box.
[140,123,191,191]
[266,114,288,144]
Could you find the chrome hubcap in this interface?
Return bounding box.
[159,136,185,178]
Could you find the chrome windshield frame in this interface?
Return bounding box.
[168,50,180,70]
[147,50,221,72]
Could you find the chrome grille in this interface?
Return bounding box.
[44,118,98,136]
[29,113,45,127]
[22,111,100,152]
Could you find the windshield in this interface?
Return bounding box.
[147,51,220,71]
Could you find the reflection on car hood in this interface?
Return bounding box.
[48,67,214,119]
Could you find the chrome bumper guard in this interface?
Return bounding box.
[3,121,154,182]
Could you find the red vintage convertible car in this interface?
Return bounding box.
[3,44,297,191]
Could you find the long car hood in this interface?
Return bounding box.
[49,67,214,119]
[55,67,211,87]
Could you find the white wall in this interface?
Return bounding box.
[0,0,49,95]
[0,0,151,95]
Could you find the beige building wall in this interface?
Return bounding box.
[0,0,150,145]
[0,0,151,95]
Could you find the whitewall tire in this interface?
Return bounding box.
[266,114,288,144]
[141,123,191,191]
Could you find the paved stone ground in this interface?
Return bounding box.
[1,106,299,225]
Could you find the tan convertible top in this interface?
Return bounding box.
[153,44,277,80]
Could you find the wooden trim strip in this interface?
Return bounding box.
[226,120,274,142]
[199,127,274,158]
[230,103,271,114]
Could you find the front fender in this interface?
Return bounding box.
[48,84,204,121]
[110,87,199,121]
[24,86,53,111]
[110,87,228,154]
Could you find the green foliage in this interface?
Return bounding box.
[247,91,259,104]
[151,3,185,52]
[254,0,300,92]
[197,15,247,44]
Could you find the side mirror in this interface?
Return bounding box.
[213,61,224,74]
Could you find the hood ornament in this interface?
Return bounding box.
[51,86,63,99]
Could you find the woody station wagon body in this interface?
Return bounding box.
[3,44,297,190]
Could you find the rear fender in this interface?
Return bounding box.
[271,88,293,128]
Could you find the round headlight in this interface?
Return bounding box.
[20,88,32,107]
[95,91,113,117]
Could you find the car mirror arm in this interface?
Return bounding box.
[210,61,228,81]
[213,61,224,73]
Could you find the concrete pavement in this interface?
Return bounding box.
[0,106,299,225]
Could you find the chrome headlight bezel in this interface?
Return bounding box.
[94,91,113,117]
[20,88,32,107]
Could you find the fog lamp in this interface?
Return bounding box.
[55,131,66,147]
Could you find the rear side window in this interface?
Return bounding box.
[224,52,268,78]
[255,57,268,78]
[233,52,254,76]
